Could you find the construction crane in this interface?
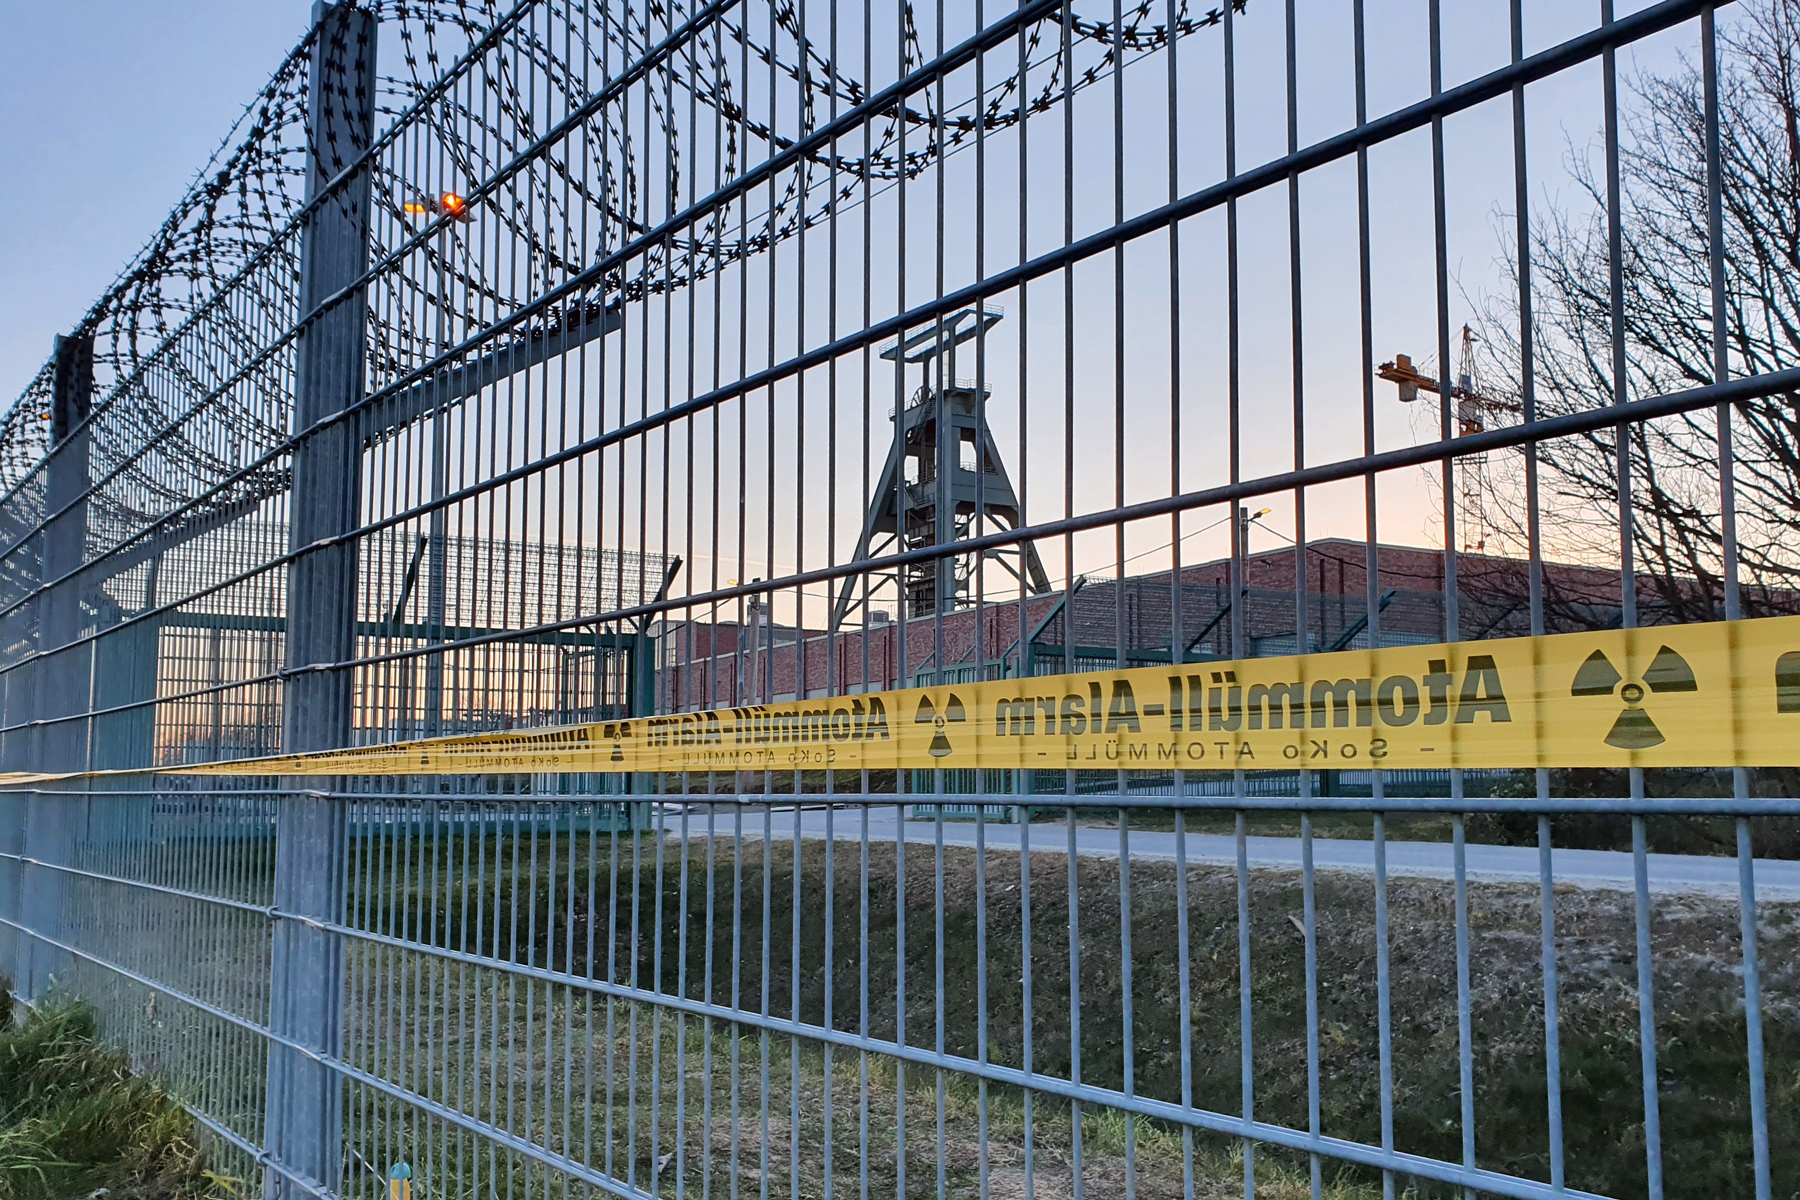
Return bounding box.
[1377,324,1520,552]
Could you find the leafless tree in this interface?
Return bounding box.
[1473,0,1800,628]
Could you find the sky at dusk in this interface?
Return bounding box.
[0,3,313,399]
[0,2,1719,610]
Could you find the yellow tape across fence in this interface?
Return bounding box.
[123,613,1800,778]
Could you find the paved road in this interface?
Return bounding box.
[677,807,1800,900]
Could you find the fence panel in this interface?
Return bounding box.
[3,1,1797,1197]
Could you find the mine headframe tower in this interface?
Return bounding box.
[833,307,1051,627]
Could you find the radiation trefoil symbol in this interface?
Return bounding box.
[1570,645,1697,749]
[915,693,967,758]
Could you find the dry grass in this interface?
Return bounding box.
[336,985,1381,1200]
[0,986,229,1200]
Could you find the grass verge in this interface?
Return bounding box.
[0,983,225,1200]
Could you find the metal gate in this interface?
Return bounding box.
[2,1,1797,1197]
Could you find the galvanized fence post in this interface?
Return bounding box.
[263,4,375,1196]
[0,789,19,1001]
[17,331,97,1001]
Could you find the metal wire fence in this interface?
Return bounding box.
[3,0,1799,1197]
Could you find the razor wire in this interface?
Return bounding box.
[0,0,1249,565]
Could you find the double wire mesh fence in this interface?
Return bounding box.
[2,0,1798,1196]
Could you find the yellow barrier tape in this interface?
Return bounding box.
[150,614,1800,777]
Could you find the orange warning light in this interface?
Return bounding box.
[402,193,472,221]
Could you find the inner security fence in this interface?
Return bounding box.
[2,1,1799,1198]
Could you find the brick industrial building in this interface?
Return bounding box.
[656,538,1736,712]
